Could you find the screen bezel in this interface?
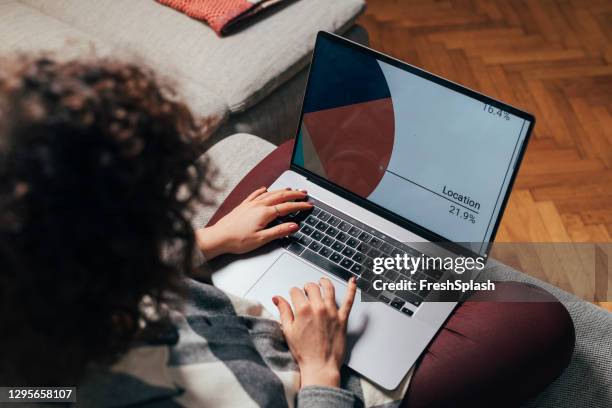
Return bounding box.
[289,31,536,259]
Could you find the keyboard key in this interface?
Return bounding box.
[396,290,423,307]
[391,249,403,257]
[342,247,355,257]
[390,298,405,310]
[337,221,350,232]
[424,268,444,281]
[331,241,345,252]
[417,286,431,298]
[309,241,322,252]
[346,237,359,248]
[317,211,331,222]
[368,248,381,258]
[350,264,363,275]
[315,221,327,231]
[356,242,370,253]
[305,216,318,226]
[361,269,375,281]
[321,235,333,246]
[328,216,340,227]
[300,225,314,235]
[356,278,370,291]
[311,207,321,216]
[384,269,399,281]
[358,232,371,242]
[298,235,312,246]
[400,307,414,317]
[286,242,305,255]
[302,250,352,281]
[353,253,365,263]
[336,232,348,242]
[364,258,374,269]
[319,246,332,258]
[348,226,361,237]
[380,243,393,254]
[378,294,391,304]
[312,231,324,241]
[325,227,338,237]
[340,258,354,269]
[330,252,343,263]
[369,237,382,248]
[416,273,436,287]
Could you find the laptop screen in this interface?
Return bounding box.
[292,33,533,253]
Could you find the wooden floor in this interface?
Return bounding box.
[358,0,612,310]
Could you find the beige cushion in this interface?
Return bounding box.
[19,0,365,113]
[0,1,229,131]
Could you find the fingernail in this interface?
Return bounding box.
[289,223,298,230]
[272,296,279,305]
[300,189,308,194]
[350,277,357,284]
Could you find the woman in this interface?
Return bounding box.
[0,58,574,407]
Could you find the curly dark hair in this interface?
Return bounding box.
[0,57,212,386]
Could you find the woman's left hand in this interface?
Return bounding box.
[196,187,313,260]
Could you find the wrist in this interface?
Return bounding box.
[299,364,341,389]
[195,226,229,260]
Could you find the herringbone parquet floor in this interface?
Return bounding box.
[358,0,612,310]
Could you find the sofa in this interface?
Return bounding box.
[0,0,367,146]
[198,133,612,408]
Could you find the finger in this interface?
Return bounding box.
[319,277,337,310]
[303,282,324,306]
[260,190,308,206]
[272,295,294,327]
[273,201,314,217]
[289,286,309,312]
[255,187,292,201]
[339,276,357,323]
[244,186,268,202]
[256,222,299,244]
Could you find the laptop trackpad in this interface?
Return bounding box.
[246,253,426,389]
[246,253,357,322]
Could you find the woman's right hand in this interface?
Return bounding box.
[196,187,313,260]
[273,277,357,389]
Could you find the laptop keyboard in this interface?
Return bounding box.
[278,197,445,317]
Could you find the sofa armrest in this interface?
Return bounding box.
[192,133,275,229]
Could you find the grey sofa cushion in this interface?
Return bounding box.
[0,1,111,58]
[192,133,276,229]
[0,1,229,131]
[19,0,366,113]
[201,133,612,408]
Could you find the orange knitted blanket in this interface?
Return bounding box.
[158,0,289,36]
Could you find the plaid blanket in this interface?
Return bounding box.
[77,278,411,407]
[157,0,290,36]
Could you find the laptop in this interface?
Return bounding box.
[211,31,535,390]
